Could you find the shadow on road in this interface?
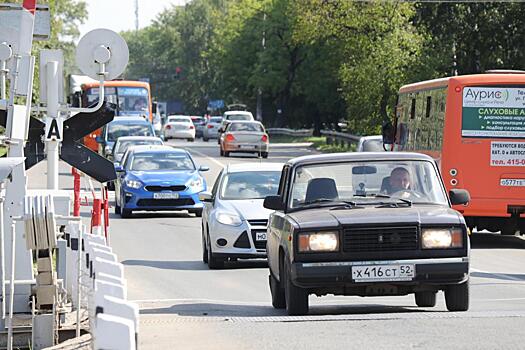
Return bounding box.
[121,259,267,271]
[470,233,525,249]
[139,302,430,318]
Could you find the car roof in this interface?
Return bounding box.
[116,136,162,143]
[224,110,253,116]
[360,135,383,141]
[109,116,150,124]
[127,145,188,155]
[227,120,262,125]
[286,152,434,167]
[168,115,191,120]
[226,162,284,173]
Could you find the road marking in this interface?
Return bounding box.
[470,268,525,282]
[186,147,225,168]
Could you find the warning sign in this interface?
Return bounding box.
[490,141,525,166]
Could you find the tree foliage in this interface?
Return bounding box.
[123,0,525,135]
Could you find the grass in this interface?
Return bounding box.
[270,135,356,153]
[0,147,6,157]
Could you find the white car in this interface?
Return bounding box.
[199,162,284,269]
[218,110,255,143]
[163,115,195,141]
[357,135,384,152]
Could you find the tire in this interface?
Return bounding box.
[203,137,209,142]
[261,152,268,159]
[207,235,224,269]
[445,280,469,312]
[193,209,203,217]
[120,208,132,218]
[224,151,230,157]
[114,200,121,215]
[269,274,286,309]
[415,291,437,307]
[202,225,208,264]
[284,260,308,315]
[220,148,224,157]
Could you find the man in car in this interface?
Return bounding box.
[387,167,411,194]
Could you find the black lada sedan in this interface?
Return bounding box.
[264,152,470,315]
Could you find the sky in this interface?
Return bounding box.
[78,0,188,39]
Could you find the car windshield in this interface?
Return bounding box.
[220,171,280,200]
[169,117,190,123]
[209,117,223,123]
[107,123,153,141]
[86,87,149,116]
[228,123,263,132]
[289,160,448,208]
[226,114,251,121]
[130,152,195,171]
[116,139,162,154]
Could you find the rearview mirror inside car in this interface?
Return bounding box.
[352,165,377,175]
[264,195,284,211]
[449,189,470,205]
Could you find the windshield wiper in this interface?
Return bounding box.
[370,194,412,207]
[300,198,359,209]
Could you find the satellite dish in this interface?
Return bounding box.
[75,29,129,81]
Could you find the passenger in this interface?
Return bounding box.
[133,98,147,111]
[387,167,411,194]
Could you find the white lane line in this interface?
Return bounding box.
[186,147,225,168]
[132,298,270,306]
[470,267,525,282]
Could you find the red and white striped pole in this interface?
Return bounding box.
[22,0,37,14]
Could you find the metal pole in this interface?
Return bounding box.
[7,222,16,350]
[0,194,5,320]
[0,60,6,100]
[76,225,82,338]
[46,61,59,190]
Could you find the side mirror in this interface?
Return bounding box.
[264,195,284,211]
[199,191,213,202]
[115,165,125,173]
[382,121,395,145]
[199,165,210,172]
[449,189,470,206]
[95,136,103,144]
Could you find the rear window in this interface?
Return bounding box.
[169,117,190,123]
[228,123,264,132]
[226,114,252,121]
[107,122,153,141]
[209,117,223,123]
[462,86,525,138]
[130,152,195,171]
[117,139,162,153]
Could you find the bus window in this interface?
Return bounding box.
[410,98,416,119]
[426,96,431,118]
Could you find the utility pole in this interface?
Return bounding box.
[135,0,139,31]
[256,12,266,122]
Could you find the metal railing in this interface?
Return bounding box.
[320,129,361,148]
[266,128,313,137]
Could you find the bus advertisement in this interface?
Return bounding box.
[386,73,525,235]
[70,76,153,151]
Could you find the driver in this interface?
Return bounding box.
[388,167,411,194]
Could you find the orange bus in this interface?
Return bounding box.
[388,72,525,235]
[79,80,153,151]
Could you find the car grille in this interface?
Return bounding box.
[343,225,418,253]
[145,185,187,192]
[248,219,268,227]
[234,231,250,248]
[136,198,195,207]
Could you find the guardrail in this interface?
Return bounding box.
[266,128,313,137]
[320,130,361,148]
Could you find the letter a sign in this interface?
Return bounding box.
[45,118,63,141]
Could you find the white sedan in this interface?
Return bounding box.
[199,163,283,269]
[163,115,195,141]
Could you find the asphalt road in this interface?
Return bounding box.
[31,140,525,349]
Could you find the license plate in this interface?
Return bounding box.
[153,192,179,199]
[239,145,254,149]
[352,264,415,282]
[500,178,525,187]
[255,232,267,241]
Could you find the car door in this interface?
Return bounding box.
[268,165,290,277]
[204,170,224,244]
[115,151,131,205]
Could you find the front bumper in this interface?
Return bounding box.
[122,187,204,211]
[291,257,469,291]
[209,221,268,258]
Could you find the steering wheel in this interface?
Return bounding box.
[390,189,424,200]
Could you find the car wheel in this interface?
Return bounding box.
[284,259,308,315]
[203,137,209,142]
[261,152,268,159]
[445,280,469,312]
[193,209,203,217]
[114,200,121,215]
[202,225,208,264]
[120,208,132,218]
[220,148,224,157]
[207,234,224,269]
[415,291,437,307]
[224,151,230,157]
[269,274,286,309]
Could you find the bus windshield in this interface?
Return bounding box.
[86,86,150,116]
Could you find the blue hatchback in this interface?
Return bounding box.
[114,145,209,218]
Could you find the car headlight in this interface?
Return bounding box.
[188,177,203,188]
[421,228,463,249]
[125,180,143,189]
[216,212,242,226]
[298,231,339,252]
